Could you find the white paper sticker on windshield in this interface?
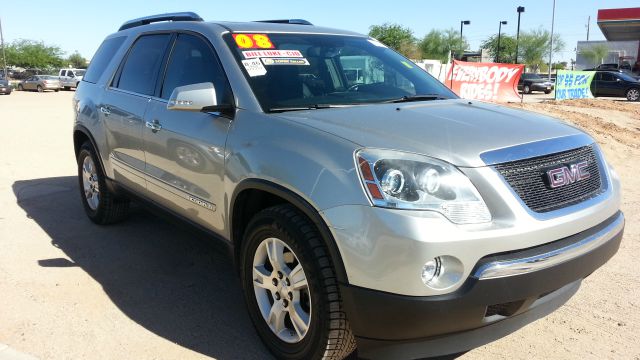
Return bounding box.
[243,50,303,59]
[242,59,267,77]
[261,58,310,66]
[368,39,387,48]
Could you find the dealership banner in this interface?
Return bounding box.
[446,60,524,102]
[554,70,595,100]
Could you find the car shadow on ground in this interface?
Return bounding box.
[13,176,464,360]
[13,176,272,360]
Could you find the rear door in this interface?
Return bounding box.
[142,32,233,231]
[591,72,616,96]
[100,33,172,192]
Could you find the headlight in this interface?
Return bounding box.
[356,149,491,224]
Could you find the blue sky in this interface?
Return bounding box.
[1,0,638,63]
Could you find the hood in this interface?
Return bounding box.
[275,99,584,167]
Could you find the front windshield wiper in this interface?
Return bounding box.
[268,104,345,113]
[382,94,448,103]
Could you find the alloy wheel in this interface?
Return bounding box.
[252,237,311,343]
[82,156,100,210]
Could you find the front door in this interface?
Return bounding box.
[142,33,233,232]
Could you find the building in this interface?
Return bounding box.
[575,7,640,71]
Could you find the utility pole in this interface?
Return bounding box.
[496,21,507,63]
[0,17,7,80]
[586,16,590,41]
[548,0,556,81]
[515,6,525,64]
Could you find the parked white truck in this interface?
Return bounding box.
[58,68,85,90]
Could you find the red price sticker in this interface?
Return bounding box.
[233,34,275,49]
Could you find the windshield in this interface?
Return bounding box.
[224,33,456,111]
[524,73,542,80]
[618,72,638,82]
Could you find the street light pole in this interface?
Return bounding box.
[459,20,470,58]
[0,17,7,80]
[548,0,556,81]
[496,21,507,63]
[515,6,525,64]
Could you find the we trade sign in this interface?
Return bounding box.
[446,60,524,102]
[555,70,595,100]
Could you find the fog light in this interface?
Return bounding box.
[421,258,441,284]
[421,256,464,290]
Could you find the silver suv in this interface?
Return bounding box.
[73,12,624,360]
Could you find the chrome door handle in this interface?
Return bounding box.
[100,106,111,116]
[145,120,162,133]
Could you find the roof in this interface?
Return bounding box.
[211,21,364,37]
[597,7,640,41]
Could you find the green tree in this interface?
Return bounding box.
[481,34,517,63]
[5,39,64,69]
[66,51,87,69]
[552,61,567,70]
[418,28,468,62]
[517,28,565,71]
[368,23,418,58]
[580,44,609,67]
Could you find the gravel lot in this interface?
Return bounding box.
[0,91,638,360]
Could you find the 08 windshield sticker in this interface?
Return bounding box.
[241,59,267,77]
[233,34,275,49]
[242,50,303,59]
[261,58,310,66]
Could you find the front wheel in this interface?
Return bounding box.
[523,85,531,94]
[17,84,23,91]
[37,85,43,93]
[241,205,356,360]
[626,88,640,101]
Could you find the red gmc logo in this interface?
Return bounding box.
[546,161,591,188]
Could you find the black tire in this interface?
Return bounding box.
[523,84,531,94]
[54,89,59,92]
[544,90,551,94]
[626,88,640,102]
[17,84,23,91]
[241,204,356,360]
[37,85,43,93]
[64,86,70,91]
[77,141,130,224]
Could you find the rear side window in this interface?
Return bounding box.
[160,33,228,101]
[114,34,171,95]
[84,36,126,84]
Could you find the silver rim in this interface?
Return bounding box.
[628,89,639,101]
[82,156,100,210]
[253,237,311,343]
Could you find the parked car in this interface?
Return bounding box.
[518,73,555,94]
[58,68,86,90]
[584,67,640,80]
[0,78,11,95]
[17,75,61,92]
[590,71,640,101]
[73,13,624,360]
[592,62,632,71]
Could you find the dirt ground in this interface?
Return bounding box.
[0,91,638,360]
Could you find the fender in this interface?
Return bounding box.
[231,178,349,284]
[73,124,119,194]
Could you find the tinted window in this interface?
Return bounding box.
[84,36,126,84]
[116,34,171,95]
[160,34,227,100]
[601,73,615,81]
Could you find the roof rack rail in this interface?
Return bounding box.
[119,12,203,31]
[254,19,313,26]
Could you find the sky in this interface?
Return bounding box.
[1,0,638,63]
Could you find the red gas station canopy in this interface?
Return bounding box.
[598,7,640,41]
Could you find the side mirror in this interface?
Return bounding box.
[167,82,232,112]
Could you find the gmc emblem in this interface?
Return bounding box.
[546,161,590,188]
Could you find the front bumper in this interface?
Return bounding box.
[341,212,623,359]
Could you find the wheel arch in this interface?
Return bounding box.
[230,178,348,284]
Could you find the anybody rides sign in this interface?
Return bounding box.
[446,60,524,102]
[554,70,595,100]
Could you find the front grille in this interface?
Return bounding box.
[494,145,603,213]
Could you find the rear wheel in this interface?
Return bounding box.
[626,88,640,101]
[17,84,23,91]
[77,141,130,224]
[37,85,43,93]
[544,90,551,94]
[523,85,531,94]
[241,204,356,360]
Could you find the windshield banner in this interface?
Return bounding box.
[554,70,595,100]
[446,60,524,102]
